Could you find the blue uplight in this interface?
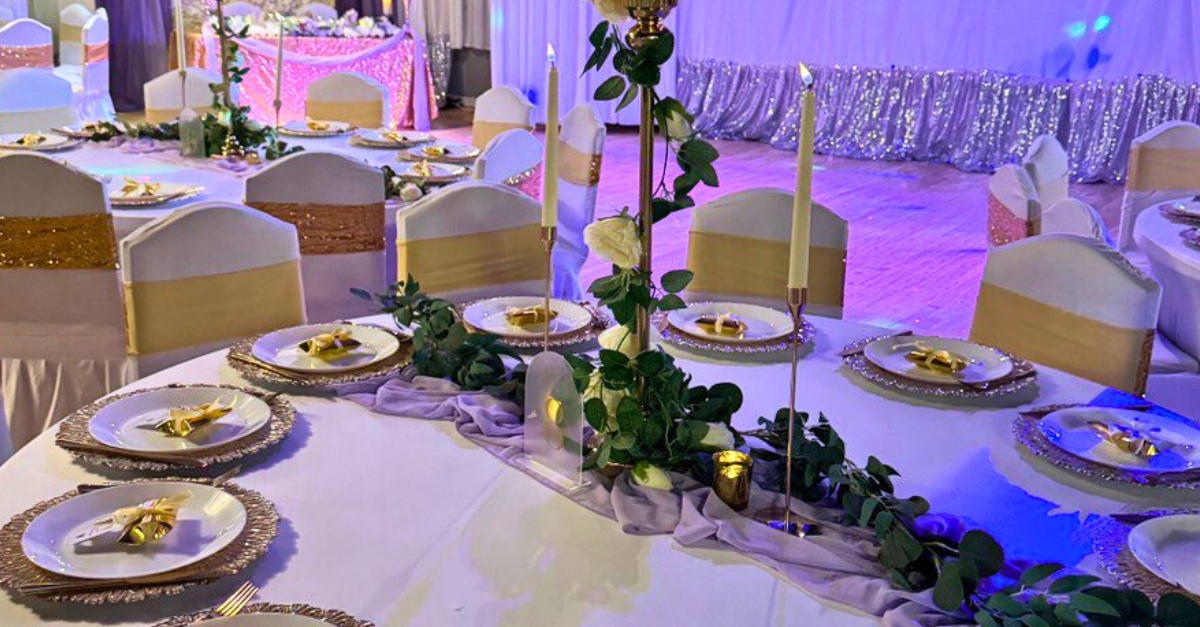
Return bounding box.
[1093,15,1111,32]
[1065,21,1087,38]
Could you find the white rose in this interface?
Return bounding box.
[584,215,641,269]
[589,0,630,24]
[631,461,673,490]
[697,423,736,451]
[399,183,424,202]
[598,324,641,359]
[665,109,693,141]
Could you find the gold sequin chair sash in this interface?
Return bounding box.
[83,41,108,64]
[0,213,117,270]
[397,223,546,295]
[144,105,214,125]
[685,231,846,313]
[306,100,383,130]
[471,121,533,151]
[246,201,385,255]
[0,43,52,69]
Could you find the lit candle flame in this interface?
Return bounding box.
[798,62,814,89]
[547,44,557,66]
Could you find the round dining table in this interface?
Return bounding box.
[0,313,1190,627]
[1135,203,1200,371]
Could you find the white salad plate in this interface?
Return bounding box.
[1128,514,1200,596]
[666,302,792,344]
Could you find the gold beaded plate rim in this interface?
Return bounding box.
[153,603,376,627]
[108,186,203,208]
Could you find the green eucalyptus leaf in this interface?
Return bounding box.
[1047,575,1101,595]
[1069,592,1119,617]
[959,530,1005,578]
[985,593,1028,617]
[931,561,965,612]
[594,75,626,101]
[584,397,608,431]
[660,269,695,293]
[974,611,1002,627]
[616,82,639,112]
[1156,593,1200,627]
[1019,563,1065,588]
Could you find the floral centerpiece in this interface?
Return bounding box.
[219,10,400,39]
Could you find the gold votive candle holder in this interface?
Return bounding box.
[712,450,753,511]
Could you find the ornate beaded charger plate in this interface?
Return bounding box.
[155,604,376,627]
[461,299,611,349]
[1092,509,1200,600]
[654,302,814,355]
[55,384,295,471]
[0,479,277,603]
[228,325,413,388]
[842,335,1037,398]
[278,120,353,137]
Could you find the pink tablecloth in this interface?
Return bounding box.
[197,32,437,130]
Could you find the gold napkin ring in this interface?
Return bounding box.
[905,341,967,374]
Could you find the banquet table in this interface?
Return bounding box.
[1134,203,1200,369]
[1,313,1193,627]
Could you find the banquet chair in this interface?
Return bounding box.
[471,85,534,150]
[472,128,543,199]
[0,69,76,132]
[306,72,388,129]
[0,153,132,452]
[58,8,113,121]
[301,3,338,19]
[245,151,387,322]
[121,202,307,376]
[683,188,848,318]
[552,104,606,301]
[0,18,52,71]
[143,68,223,124]
[0,7,13,27]
[969,234,1161,395]
[56,3,91,67]
[1117,121,1200,252]
[223,1,262,18]
[1040,198,1113,245]
[986,164,1041,247]
[1022,134,1070,209]
[396,180,545,302]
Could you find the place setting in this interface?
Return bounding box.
[391,159,469,185]
[0,476,277,603]
[227,322,413,389]
[349,127,434,149]
[0,132,81,153]
[460,296,611,350]
[107,177,204,208]
[398,141,480,164]
[1158,197,1200,225]
[1088,507,1200,601]
[840,332,1038,399]
[154,599,376,627]
[653,301,814,357]
[276,119,354,138]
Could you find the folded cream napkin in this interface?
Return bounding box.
[904,341,967,375]
[420,144,449,157]
[410,160,435,178]
[695,313,746,337]
[1088,421,1161,460]
[155,400,233,438]
[299,328,362,357]
[72,493,190,547]
[14,133,46,146]
[504,305,557,329]
[119,177,162,198]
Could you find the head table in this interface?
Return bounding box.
[0,311,1191,626]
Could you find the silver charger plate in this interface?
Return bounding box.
[154,603,376,627]
[842,335,1037,398]
[55,384,295,472]
[654,311,814,354]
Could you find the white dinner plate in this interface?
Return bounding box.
[0,133,73,150]
[278,120,352,137]
[251,324,400,373]
[21,481,246,580]
[355,128,433,147]
[462,297,592,339]
[1128,515,1200,596]
[109,182,201,207]
[87,386,272,453]
[862,335,1013,385]
[1039,407,1200,473]
[392,161,466,183]
[404,142,479,162]
[193,615,331,627]
[666,302,792,344]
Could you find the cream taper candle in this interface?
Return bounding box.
[174,0,187,72]
[541,44,559,228]
[788,63,816,290]
[274,18,285,106]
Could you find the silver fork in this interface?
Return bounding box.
[214,581,258,617]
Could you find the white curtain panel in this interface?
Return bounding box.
[0,0,26,19]
[423,0,489,50]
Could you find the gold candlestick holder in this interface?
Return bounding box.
[712,450,753,511]
[541,226,557,353]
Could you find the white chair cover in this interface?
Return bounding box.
[1022,134,1070,209]
[1118,121,1200,251]
[970,234,1161,395]
[223,1,262,18]
[0,18,52,71]
[56,3,90,67]
[1041,198,1113,246]
[143,68,224,124]
[471,85,533,149]
[396,180,544,302]
[472,127,542,186]
[245,151,387,323]
[683,188,849,318]
[0,7,15,25]
[0,153,132,452]
[121,202,307,376]
[306,71,388,129]
[552,104,605,301]
[986,164,1040,247]
[58,8,113,121]
[301,3,338,19]
[0,68,76,132]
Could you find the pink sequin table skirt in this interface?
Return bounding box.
[197,33,437,129]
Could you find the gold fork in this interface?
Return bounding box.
[215,581,258,617]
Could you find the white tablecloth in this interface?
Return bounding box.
[1135,204,1200,365]
[2,314,1193,626]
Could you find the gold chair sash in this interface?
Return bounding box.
[59,24,83,43]
[397,223,546,294]
[685,231,846,309]
[144,105,213,125]
[305,100,382,129]
[558,141,602,187]
[83,42,109,64]
[124,260,305,355]
[471,121,533,150]
[1126,145,1200,192]
[0,44,52,69]
[0,214,117,270]
[247,201,385,255]
[970,282,1154,395]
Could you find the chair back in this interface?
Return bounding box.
[245,151,386,322]
[143,68,222,123]
[1042,198,1113,246]
[0,68,76,132]
[301,3,338,19]
[306,71,387,129]
[57,3,91,66]
[472,128,543,197]
[78,8,108,95]
[987,164,1041,246]
[121,202,306,375]
[471,85,533,149]
[1118,121,1200,250]
[223,1,262,18]
[0,18,52,70]
[969,234,1161,395]
[683,188,848,318]
[552,104,605,301]
[1022,134,1070,209]
[0,7,14,27]
[397,180,545,302]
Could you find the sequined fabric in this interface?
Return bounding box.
[506,163,543,201]
[0,214,117,270]
[247,201,385,255]
[677,59,1200,184]
[0,44,52,70]
[986,194,1032,247]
